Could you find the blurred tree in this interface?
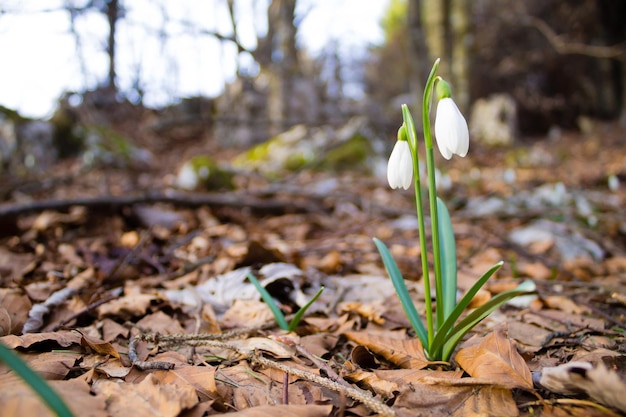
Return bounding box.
[265,0,301,134]
[366,0,626,135]
[104,0,119,93]
[364,0,412,124]
[472,0,626,133]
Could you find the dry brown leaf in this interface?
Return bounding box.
[225,404,333,417]
[0,373,59,417]
[53,378,109,417]
[120,230,141,247]
[153,365,220,402]
[346,367,402,398]
[0,330,82,349]
[0,248,37,285]
[0,288,31,335]
[337,301,386,324]
[486,280,521,294]
[0,308,12,337]
[543,295,591,314]
[516,261,553,280]
[524,310,604,332]
[233,337,295,358]
[97,289,158,319]
[17,351,79,380]
[213,361,271,408]
[571,348,623,363]
[0,374,107,417]
[216,362,328,410]
[57,243,85,266]
[455,326,533,390]
[374,363,525,414]
[375,368,464,385]
[66,267,97,290]
[539,402,622,417]
[220,299,275,328]
[135,310,186,334]
[31,207,86,232]
[508,321,552,353]
[100,318,130,342]
[80,355,130,378]
[80,333,120,358]
[466,289,491,309]
[92,373,198,417]
[299,333,339,359]
[317,249,342,273]
[344,331,429,369]
[383,367,518,416]
[458,386,518,417]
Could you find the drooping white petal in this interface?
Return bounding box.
[435,97,469,159]
[387,140,413,189]
[397,142,413,189]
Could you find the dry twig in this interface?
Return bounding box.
[129,330,395,416]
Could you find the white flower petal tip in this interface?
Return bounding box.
[434,97,469,159]
[387,140,413,190]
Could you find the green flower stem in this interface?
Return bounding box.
[422,59,445,331]
[401,104,433,346]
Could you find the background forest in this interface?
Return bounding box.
[1,0,625,170]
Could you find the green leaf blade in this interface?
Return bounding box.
[288,286,325,332]
[429,261,503,355]
[436,197,457,323]
[373,238,428,346]
[247,272,289,330]
[441,280,536,361]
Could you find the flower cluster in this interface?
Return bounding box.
[387,79,469,189]
[376,59,533,363]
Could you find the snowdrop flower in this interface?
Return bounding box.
[434,81,469,160]
[387,125,413,190]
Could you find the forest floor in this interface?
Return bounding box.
[0,109,625,417]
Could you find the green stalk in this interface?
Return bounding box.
[401,104,433,346]
[247,272,289,330]
[421,59,445,331]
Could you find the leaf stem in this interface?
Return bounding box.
[401,104,433,347]
[422,60,445,332]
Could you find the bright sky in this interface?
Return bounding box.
[0,0,387,118]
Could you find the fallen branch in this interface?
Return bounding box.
[0,190,327,223]
[130,331,395,416]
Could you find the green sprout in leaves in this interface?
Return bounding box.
[247,272,324,332]
[376,59,535,362]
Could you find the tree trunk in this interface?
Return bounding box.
[422,0,448,77]
[266,0,299,135]
[421,0,471,111]
[407,0,428,110]
[449,0,470,112]
[106,0,119,92]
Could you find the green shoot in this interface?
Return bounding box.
[247,272,324,332]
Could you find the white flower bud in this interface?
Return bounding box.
[434,97,469,160]
[387,140,413,189]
